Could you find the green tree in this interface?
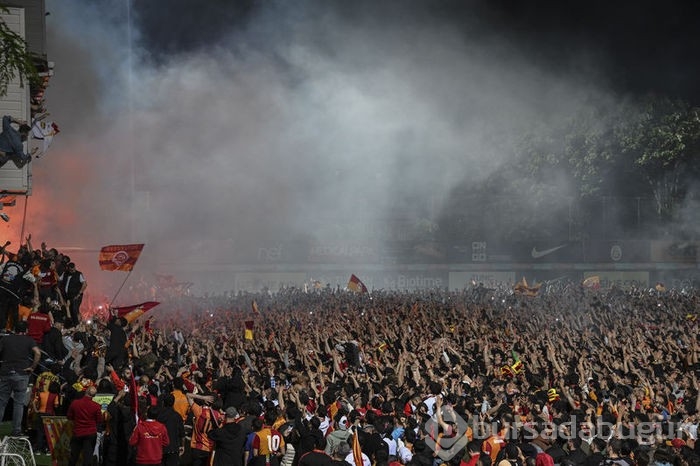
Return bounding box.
[516,95,700,228]
[617,96,700,219]
[562,102,624,198]
[0,6,37,97]
[439,95,700,242]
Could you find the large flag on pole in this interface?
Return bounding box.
[113,301,160,324]
[99,244,145,271]
[347,274,368,293]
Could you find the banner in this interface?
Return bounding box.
[583,271,649,289]
[448,271,515,290]
[92,393,115,413]
[511,241,583,263]
[99,244,144,271]
[43,416,72,465]
[308,243,379,264]
[585,240,650,262]
[650,241,698,263]
[234,272,306,292]
[653,270,700,290]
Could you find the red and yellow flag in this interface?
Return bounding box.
[99,244,144,271]
[347,274,368,293]
[513,277,541,297]
[582,275,601,290]
[352,428,363,466]
[511,359,524,375]
[501,365,515,377]
[113,301,160,324]
[244,320,254,340]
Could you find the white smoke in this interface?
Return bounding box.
[36,0,615,295]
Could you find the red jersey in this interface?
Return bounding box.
[38,270,58,289]
[27,312,52,344]
[190,403,223,453]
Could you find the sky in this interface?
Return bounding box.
[3,0,699,296]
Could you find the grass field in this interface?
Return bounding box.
[0,421,52,466]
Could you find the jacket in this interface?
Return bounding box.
[67,395,103,437]
[129,419,170,465]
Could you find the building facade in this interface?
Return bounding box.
[0,0,52,197]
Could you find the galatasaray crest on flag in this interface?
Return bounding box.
[99,244,145,271]
[347,274,368,293]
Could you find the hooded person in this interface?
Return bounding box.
[325,414,352,455]
[207,407,248,466]
[129,405,170,466]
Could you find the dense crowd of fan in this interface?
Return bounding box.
[2,268,699,466]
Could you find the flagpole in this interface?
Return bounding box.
[19,195,29,246]
[109,269,133,308]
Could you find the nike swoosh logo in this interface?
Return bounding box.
[531,245,566,258]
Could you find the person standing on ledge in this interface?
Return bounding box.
[0,115,38,168]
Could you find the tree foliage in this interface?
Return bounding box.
[439,94,700,243]
[515,95,700,222]
[617,96,700,218]
[0,6,37,97]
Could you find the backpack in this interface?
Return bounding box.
[0,261,27,297]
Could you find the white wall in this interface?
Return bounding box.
[0,7,31,194]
